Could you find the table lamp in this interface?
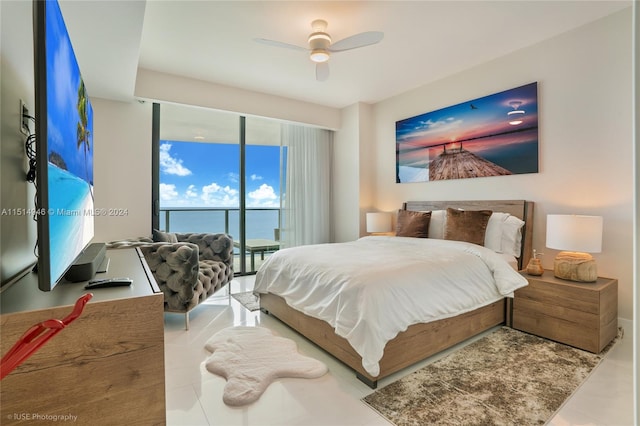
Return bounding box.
[366,212,392,235]
[546,214,603,282]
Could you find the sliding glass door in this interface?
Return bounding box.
[152,103,284,274]
[243,117,284,272]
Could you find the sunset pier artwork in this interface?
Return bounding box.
[396,82,538,183]
[429,145,511,181]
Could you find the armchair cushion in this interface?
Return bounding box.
[153,229,178,243]
[139,242,199,312]
[174,233,234,264]
[107,233,234,315]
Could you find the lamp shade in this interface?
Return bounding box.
[546,214,603,253]
[366,212,392,233]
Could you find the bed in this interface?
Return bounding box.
[255,200,534,388]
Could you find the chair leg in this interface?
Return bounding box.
[184,312,190,330]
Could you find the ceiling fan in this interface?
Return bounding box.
[254,19,384,81]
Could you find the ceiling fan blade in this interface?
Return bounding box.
[316,62,330,82]
[253,38,308,52]
[329,31,384,52]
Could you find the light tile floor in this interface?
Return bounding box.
[165,276,635,426]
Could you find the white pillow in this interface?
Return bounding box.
[484,212,510,252]
[501,215,525,257]
[428,210,446,239]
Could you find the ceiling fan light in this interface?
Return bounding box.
[509,119,524,125]
[308,32,331,43]
[308,31,331,52]
[507,110,525,116]
[310,49,330,63]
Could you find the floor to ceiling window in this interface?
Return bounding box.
[152,103,284,275]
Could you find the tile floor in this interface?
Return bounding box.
[165,276,635,426]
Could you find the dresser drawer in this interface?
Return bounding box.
[513,298,600,351]
[515,278,601,313]
[513,271,617,353]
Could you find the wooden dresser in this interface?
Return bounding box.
[513,270,617,353]
[0,248,166,425]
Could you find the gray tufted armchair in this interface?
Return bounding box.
[107,232,234,329]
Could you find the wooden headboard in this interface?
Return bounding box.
[402,200,534,271]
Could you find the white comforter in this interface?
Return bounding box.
[253,236,528,377]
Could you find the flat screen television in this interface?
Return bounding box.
[33,0,95,291]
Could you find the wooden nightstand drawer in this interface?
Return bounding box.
[513,270,617,353]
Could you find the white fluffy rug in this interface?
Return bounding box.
[204,326,328,406]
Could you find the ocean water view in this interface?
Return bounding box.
[481,139,538,174]
[160,208,280,241]
[48,164,94,283]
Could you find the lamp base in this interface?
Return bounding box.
[553,251,597,282]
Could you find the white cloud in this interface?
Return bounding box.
[185,184,198,198]
[160,143,192,176]
[201,182,239,207]
[159,183,178,201]
[399,118,464,142]
[250,174,263,181]
[248,184,279,207]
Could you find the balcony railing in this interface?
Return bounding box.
[159,207,281,274]
[159,207,281,241]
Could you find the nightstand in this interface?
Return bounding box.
[513,270,617,353]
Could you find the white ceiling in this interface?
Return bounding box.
[61,1,630,109]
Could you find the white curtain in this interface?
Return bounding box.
[280,124,332,248]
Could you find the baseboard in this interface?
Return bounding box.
[617,317,633,336]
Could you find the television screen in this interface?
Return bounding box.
[34,0,94,291]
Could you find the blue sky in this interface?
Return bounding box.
[159,141,282,208]
[46,0,93,184]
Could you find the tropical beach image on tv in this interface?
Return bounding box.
[396,82,538,183]
[43,0,94,285]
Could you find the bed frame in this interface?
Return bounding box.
[260,200,534,388]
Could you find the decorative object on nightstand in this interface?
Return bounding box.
[546,214,603,282]
[366,212,392,235]
[525,249,544,276]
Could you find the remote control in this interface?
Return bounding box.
[85,278,133,289]
[87,277,131,284]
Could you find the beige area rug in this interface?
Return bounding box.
[204,326,328,406]
[363,326,621,426]
[231,291,260,311]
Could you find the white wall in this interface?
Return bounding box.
[91,98,153,242]
[364,9,633,320]
[633,2,639,423]
[333,104,361,243]
[135,68,341,131]
[0,0,37,283]
[357,103,375,236]
[333,102,377,242]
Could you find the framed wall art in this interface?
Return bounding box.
[396,82,538,183]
